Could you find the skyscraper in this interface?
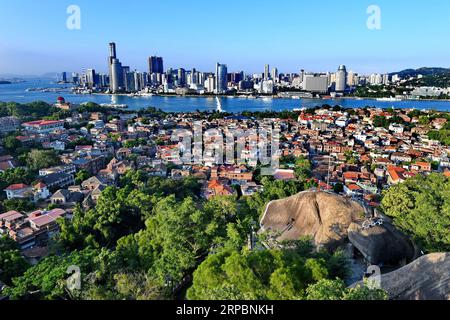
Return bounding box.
[335,65,347,92]
[215,63,228,94]
[177,68,186,86]
[271,67,278,82]
[264,64,270,80]
[109,42,123,93]
[148,56,164,75]
[86,69,96,88]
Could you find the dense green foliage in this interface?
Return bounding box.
[25,149,60,171]
[0,101,57,119]
[4,248,102,299]
[0,236,29,285]
[187,240,349,300]
[305,279,388,300]
[428,121,450,146]
[381,173,450,252]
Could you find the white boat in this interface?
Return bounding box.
[376,97,402,102]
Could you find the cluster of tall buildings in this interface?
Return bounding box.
[67,42,395,95]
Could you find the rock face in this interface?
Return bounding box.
[362,253,450,300]
[260,191,416,265]
[260,191,365,249]
[348,221,416,265]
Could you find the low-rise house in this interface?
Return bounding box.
[0,155,16,172]
[387,166,416,185]
[22,120,64,134]
[1,208,66,249]
[4,183,33,200]
[241,182,263,196]
[391,152,413,163]
[50,189,84,206]
[81,176,108,191]
[0,211,24,232]
[0,116,21,133]
[171,169,190,180]
[344,183,364,196]
[39,164,76,177]
[70,155,105,175]
[37,172,75,191]
[411,161,432,172]
[273,169,296,181]
[204,180,236,199]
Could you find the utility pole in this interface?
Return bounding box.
[327,154,332,191]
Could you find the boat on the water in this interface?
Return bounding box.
[376,97,402,102]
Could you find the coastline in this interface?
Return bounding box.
[82,91,450,103]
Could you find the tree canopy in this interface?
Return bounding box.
[187,240,350,300]
[381,173,450,252]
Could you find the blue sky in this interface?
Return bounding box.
[0,0,449,75]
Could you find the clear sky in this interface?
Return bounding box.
[0,0,449,76]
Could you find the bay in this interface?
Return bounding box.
[1,79,450,113]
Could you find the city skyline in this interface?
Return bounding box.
[1,0,449,75]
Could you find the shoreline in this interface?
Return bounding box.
[80,91,450,103]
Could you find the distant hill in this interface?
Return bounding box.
[390,68,450,88]
[390,67,450,78]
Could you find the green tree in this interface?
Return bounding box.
[26,149,60,171]
[294,156,312,180]
[381,173,450,252]
[5,249,100,300]
[187,240,349,300]
[75,170,90,184]
[305,279,388,300]
[3,198,35,212]
[3,135,22,152]
[0,236,29,285]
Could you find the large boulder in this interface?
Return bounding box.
[260,191,365,249]
[348,221,416,265]
[355,253,450,300]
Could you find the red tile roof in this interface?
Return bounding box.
[23,120,64,127]
[5,183,30,191]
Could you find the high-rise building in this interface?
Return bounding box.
[264,64,270,80]
[86,69,96,88]
[347,71,356,87]
[303,74,329,93]
[271,68,278,83]
[177,68,186,86]
[148,56,164,75]
[228,72,244,84]
[109,42,123,93]
[61,72,67,83]
[335,65,347,92]
[215,63,228,94]
[71,72,79,84]
[205,75,216,93]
